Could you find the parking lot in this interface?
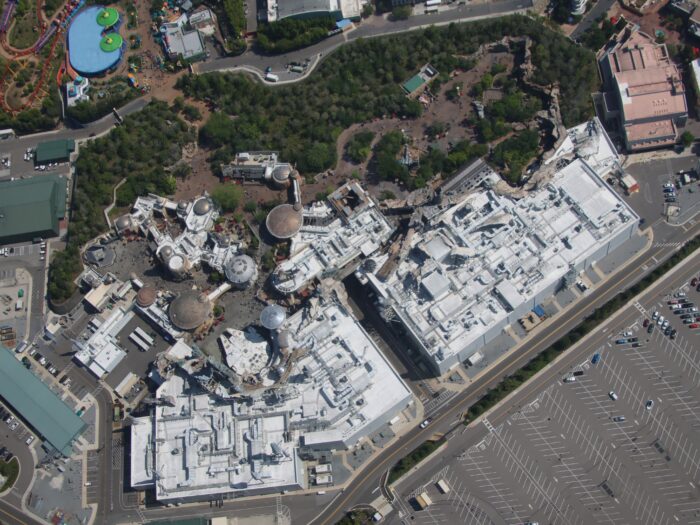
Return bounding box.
[393,266,700,525]
[625,156,700,226]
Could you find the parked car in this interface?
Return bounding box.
[25,435,34,445]
[609,391,619,401]
[591,353,601,365]
[647,324,654,334]
[645,400,654,410]
[419,418,433,429]
[612,416,626,422]
[643,319,650,327]
[563,375,576,383]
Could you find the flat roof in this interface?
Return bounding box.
[0,346,86,455]
[0,175,67,242]
[35,139,75,164]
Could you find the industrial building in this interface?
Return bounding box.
[271,182,394,294]
[34,139,75,165]
[598,26,688,151]
[266,0,360,22]
[0,345,86,456]
[0,174,68,244]
[220,152,295,189]
[359,154,640,374]
[130,291,412,502]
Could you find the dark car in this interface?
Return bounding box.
[647,324,654,334]
[592,353,601,364]
[681,314,692,319]
[643,319,650,327]
[666,197,678,203]
[628,337,638,343]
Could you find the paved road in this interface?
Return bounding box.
[198,0,533,81]
[570,0,617,39]
[387,242,700,524]
[0,98,149,180]
[307,218,700,525]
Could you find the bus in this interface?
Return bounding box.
[134,326,154,346]
[129,332,150,352]
[425,0,441,6]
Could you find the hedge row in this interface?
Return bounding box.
[388,437,446,484]
[465,233,700,423]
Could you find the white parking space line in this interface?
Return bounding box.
[541,388,672,525]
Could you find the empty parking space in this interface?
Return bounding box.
[396,270,700,525]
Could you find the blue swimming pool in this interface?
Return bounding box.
[68,6,123,76]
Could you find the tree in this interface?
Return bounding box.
[345,130,375,163]
[212,184,244,212]
[391,5,411,20]
[681,131,695,148]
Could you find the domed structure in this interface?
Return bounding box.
[271,165,292,187]
[193,198,212,216]
[266,204,302,240]
[168,254,187,278]
[260,304,286,331]
[177,200,188,211]
[169,291,212,331]
[224,254,258,288]
[158,245,174,261]
[136,286,157,308]
[115,215,131,232]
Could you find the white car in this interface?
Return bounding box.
[563,375,576,383]
[609,391,618,401]
[419,418,433,429]
[657,315,665,325]
[645,400,654,410]
[25,435,35,445]
[622,331,632,337]
[652,311,659,320]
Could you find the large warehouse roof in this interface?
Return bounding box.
[0,346,86,455]
[0,175,67,243]
[35,139,75,164]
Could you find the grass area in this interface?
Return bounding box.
[335,510,374,524]
[0,458,20,492]
[388,438,446,483]
[8,0,39,49]
[464,233,700,424]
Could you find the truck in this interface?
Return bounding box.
[466,351,483,366]
[436,479,450,494]
[265,73,279,82]
[290,65,304,73]
[414,492,432,510]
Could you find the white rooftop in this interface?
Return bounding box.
[74,307,131,377]
[362,157,638,370]
[272,183,394,294]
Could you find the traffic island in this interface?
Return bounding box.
[0,457,19,493]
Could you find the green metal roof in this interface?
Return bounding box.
[0,175,67,242]
[35,139,75,164]
[402,74,425,94]
[0,346,86,455]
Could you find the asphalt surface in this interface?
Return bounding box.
[388,245,700,525]
[306,218,700,525]
[198,0,533,80]
[570,0,617,40]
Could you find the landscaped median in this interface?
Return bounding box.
[464,233,700,425]
[0,457,19,493]
[381,233,700,488]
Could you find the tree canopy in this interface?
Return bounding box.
[179,15,598,180]
[48,101,194,302]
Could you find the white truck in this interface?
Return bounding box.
[265,73,280,82]
[436,479,450,494]
[415,492,432,510]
